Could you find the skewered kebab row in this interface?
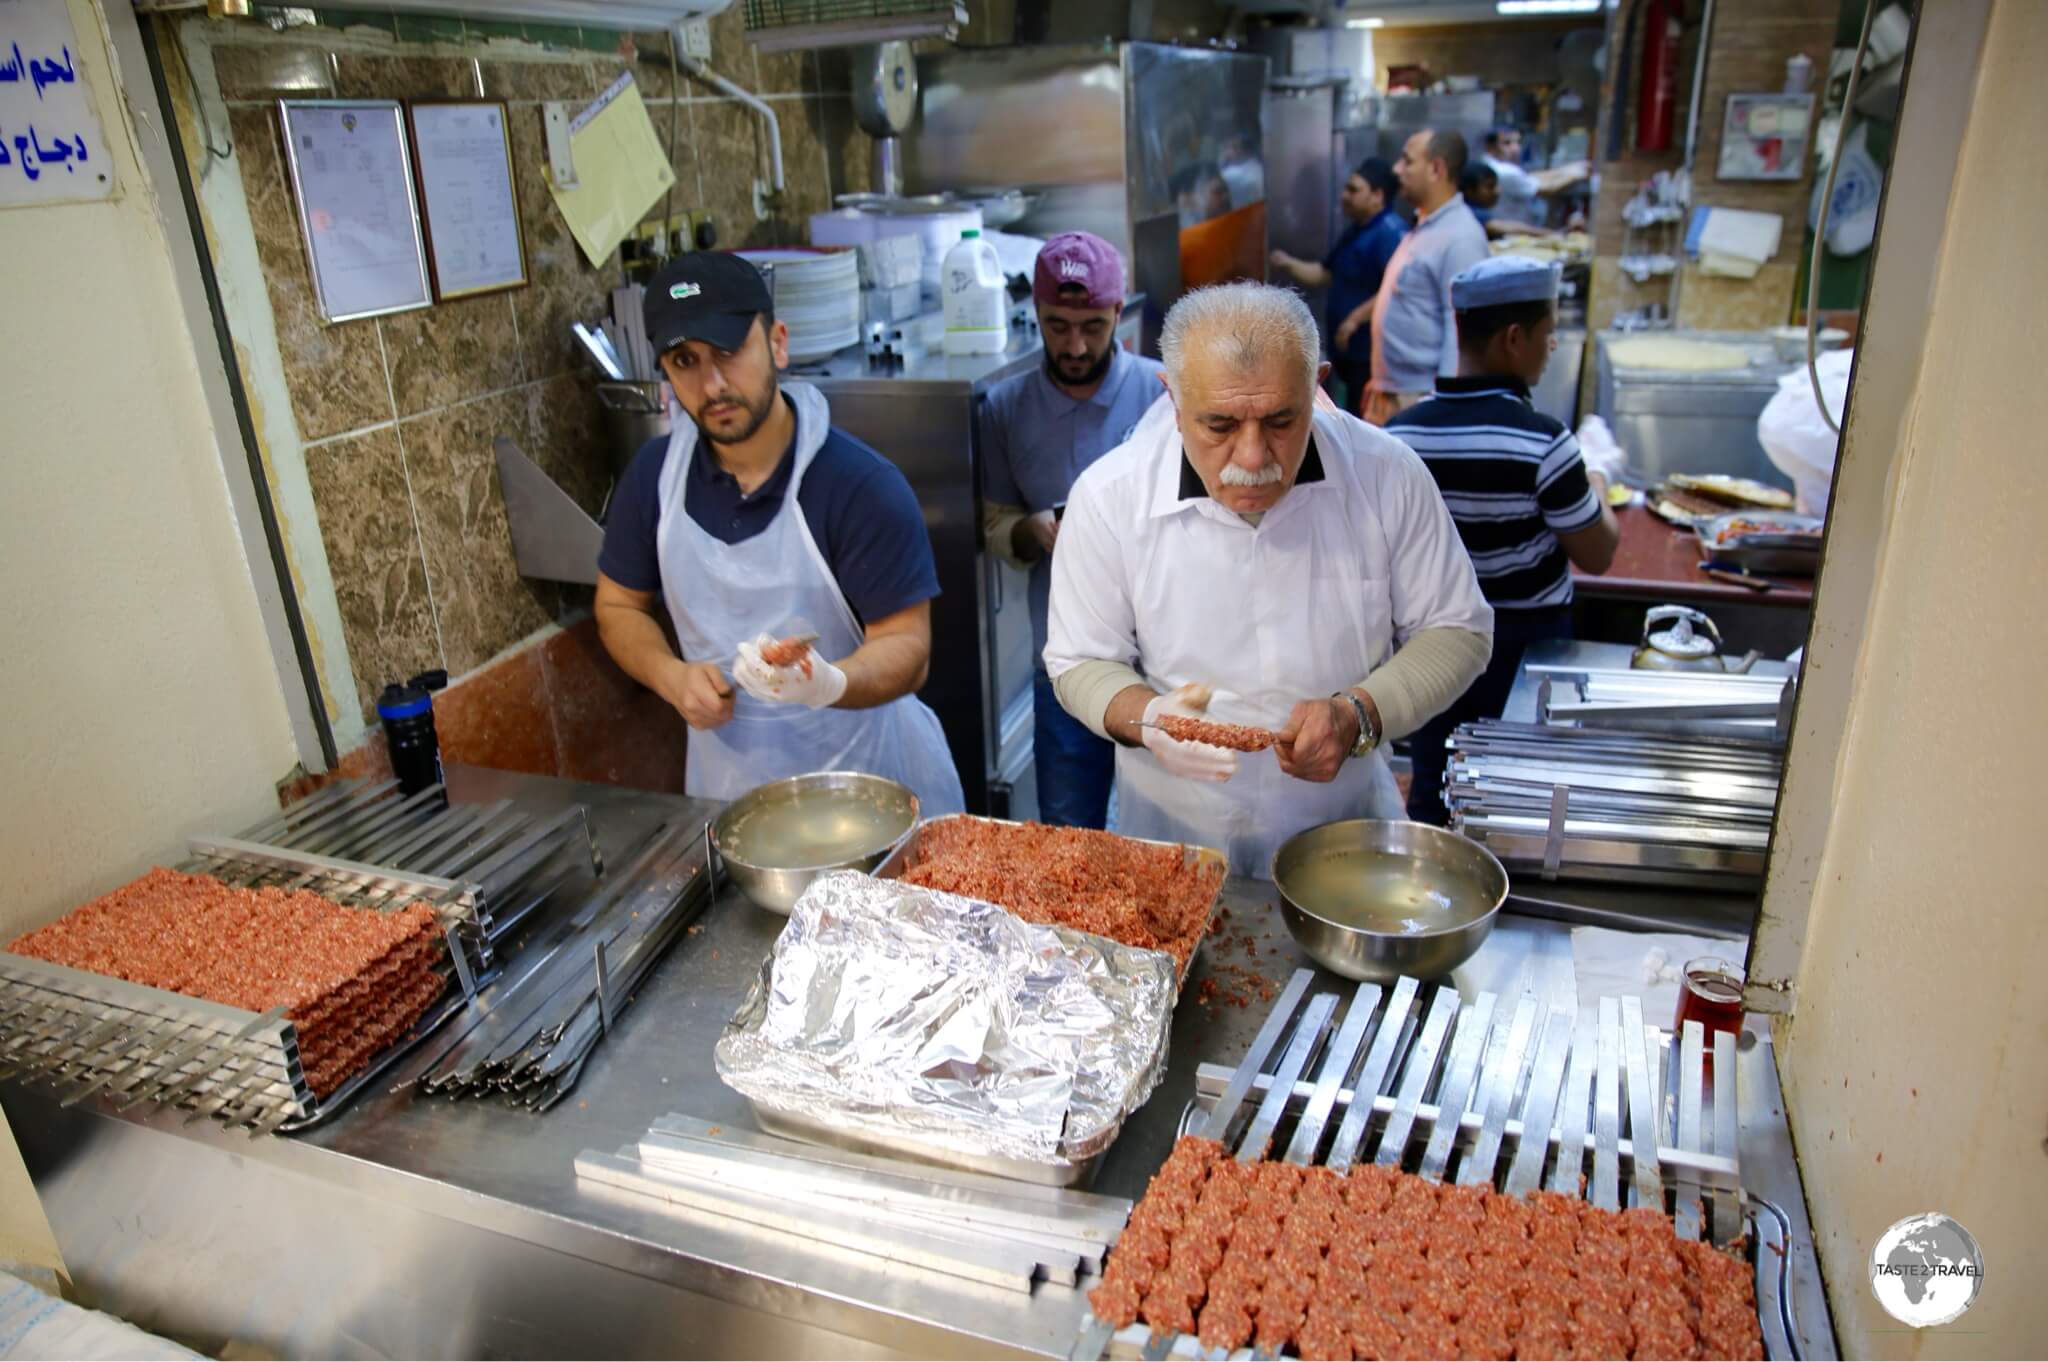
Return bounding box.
[8,866,447,1096]
[1087,1137,1763,1361]
[1155,715,1280,753]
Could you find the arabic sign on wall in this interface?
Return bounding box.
[0,0,114,207]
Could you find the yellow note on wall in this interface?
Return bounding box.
[548,77,676,269]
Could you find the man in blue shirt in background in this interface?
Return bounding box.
[980,233,1165,828]
[1270,157,1405,415]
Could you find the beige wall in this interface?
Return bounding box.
[0,0,299,1269]
[1770,1,2048,1354]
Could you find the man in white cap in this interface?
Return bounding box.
[1044,281,1494,877]
[1387,255,1620,824]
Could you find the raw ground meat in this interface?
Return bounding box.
[759,636,815,677]
[1157,715,1279,752]
[10,866,447,1097]
[1091,1139,1761,1361]
[899,819,1223,971]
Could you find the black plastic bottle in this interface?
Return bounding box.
[377,670,449,796]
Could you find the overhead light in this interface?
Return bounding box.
[1496,0,1602,13]
[1346,17,1385,28]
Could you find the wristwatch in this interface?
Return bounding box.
[1332,689,1380,758]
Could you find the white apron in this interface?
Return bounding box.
[654,382,965,815]
[1110,408,1406,878]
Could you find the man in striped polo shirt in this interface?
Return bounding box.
[1387,256,1619,825]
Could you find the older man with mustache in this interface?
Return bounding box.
[1044,282,1494,876]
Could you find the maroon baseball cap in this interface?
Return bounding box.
[1033,232,1125,310]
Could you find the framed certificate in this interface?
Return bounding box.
[278,99,432,323]
[1716,92,1817,183]
[406,99,529,301]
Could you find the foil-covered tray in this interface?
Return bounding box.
[716,870,1180,1187]
[875,814,1230,977]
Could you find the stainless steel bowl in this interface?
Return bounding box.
[1271,820,1508,982]
[711,772,920,915]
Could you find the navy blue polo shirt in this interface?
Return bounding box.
[597,394,939,628]
[1324,208,1406,364]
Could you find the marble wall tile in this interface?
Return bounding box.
[510,254,614,384]
[302,427,442,718]
[212,43,337,100]
[478,57,610,103]
[231,106,393,440]
[332,53,478,99]
[540,617,687,793]
[651,95,704,226]
[525,374,615,518]
[380,293,526,418]
[404,390,553,675]
[699,3,757,89]
[753,42,806,96]
[627,30,678,99]
[435,647,560,777]
[777,95,834,228]
[505,107,618,381]
[693,99,787,250]
[817,97,872,200]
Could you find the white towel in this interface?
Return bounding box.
[1698,207,1784,275]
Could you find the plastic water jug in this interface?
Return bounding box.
[942,229,1007,355]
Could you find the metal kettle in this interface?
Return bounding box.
[1632,605,1756,672]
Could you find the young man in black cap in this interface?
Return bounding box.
[1387,256,1618,825]
[594,252,964,813]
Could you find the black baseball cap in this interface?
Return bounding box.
[643,252,773,356]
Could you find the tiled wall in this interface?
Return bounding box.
[162,8,877,793]
[1587,0,1835,333]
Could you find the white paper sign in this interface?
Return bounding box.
[280,99,431,322]
[0,0,115,207]
[409,101,526,299]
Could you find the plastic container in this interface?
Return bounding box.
[377,670,449,797]
[942,229,1008,355]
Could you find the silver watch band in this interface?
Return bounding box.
[1333,690,1377,757]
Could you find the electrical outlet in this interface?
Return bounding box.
[677,17,711,62]
[626,211,711,261]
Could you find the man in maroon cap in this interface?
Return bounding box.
[979,231,1166,829]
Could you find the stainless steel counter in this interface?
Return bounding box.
[4,764,1832,1358]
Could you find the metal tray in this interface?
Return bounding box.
[873,813,1231,978]
[1078,971,1808,1359]
[735,815,1227,1188]
[1697,510,1824,576]
[744,1096,1113,1189]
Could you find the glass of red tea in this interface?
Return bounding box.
[1675,956,1745,1042]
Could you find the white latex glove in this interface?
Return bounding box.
[733,633,848,709]
[1574,414,1628,483]
[1140,684,1238,783]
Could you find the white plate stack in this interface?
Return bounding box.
[736,248,861,363]
[808,203,983,304]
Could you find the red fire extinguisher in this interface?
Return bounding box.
[1636,0,1681,152]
